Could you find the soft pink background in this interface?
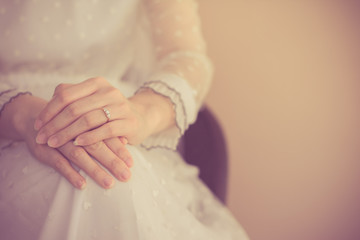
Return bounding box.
[199,1,360,240]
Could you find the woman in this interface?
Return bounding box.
[0,0,249,239]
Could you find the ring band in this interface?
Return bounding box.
[102,108,111,122]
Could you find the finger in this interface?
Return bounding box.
[46,105,132,147]
[105,137,133,168]
[52,83,73,97]
[45,109,107,148]
[119,136,128,145]
[84,140,131,182]
[37,101,126,145]
[34,77,106,130]
[52,86,126,123]
[49,153,87,190]
[37,93,114,142]
[30,143,86,190]
[74,120,134,146]
[58,142,115,189]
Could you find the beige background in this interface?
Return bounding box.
[198,1,360,240]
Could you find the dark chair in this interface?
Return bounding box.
[178,106,228,204]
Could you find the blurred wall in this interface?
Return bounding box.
[198,1,360,240]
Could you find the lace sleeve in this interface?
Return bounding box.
[140,0,213,150]
[0,81,31,117]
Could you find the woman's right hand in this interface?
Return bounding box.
[1,94,132,189]
[57,137,132,189]
[26,132,132,189]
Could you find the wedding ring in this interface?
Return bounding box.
[102,108,111,122]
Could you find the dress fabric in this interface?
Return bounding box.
[0,1,249,239]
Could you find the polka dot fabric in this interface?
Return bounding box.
[138,0,213,148]
[0,1,249,239]
[0,0,212,149]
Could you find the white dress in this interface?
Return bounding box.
[0,1,249,239]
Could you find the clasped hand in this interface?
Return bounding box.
[34,77,150,189]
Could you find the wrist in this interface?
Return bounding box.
[0,94,47,140]
[129,88,175,137]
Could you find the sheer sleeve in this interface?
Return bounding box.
[139,0,213,150]
[0,80,31,117]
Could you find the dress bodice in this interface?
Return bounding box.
[0,0,142,81]
[0,0,213,149]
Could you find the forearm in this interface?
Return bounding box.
[0,94,46,140]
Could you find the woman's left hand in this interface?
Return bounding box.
[34,77,175,148]
[34,77,150,147]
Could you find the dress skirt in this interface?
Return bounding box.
[0,74,249,240]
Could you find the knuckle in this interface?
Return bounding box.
[56,90,71,105]
[54,158,66,172]
[97,76,106,82]
[56,132,69,144]
[83,114,94,127]
[93,76,106,85]
[86,141,102,152]
[105,124,116,136]
[66,104,79,118]
[107,87,119,96]
[109,158,121,170]
[54,83,66,94]
[91,167,103,179]
[69,147,84,159]
[41,124,52,134]
[42,111,53,122]
[114,144,126,156]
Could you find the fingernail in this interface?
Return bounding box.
[34,119,42,130]
[103,177,114,188]
[124,157,133,168]
[77,179,86,190]
[120,137,128,145]
[47,136,59,147]
[36,132,47,144]
[74,137,83,146]
[121,169,131,181]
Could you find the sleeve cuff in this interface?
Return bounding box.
[0,84,32,116]
[137,73,198,150]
